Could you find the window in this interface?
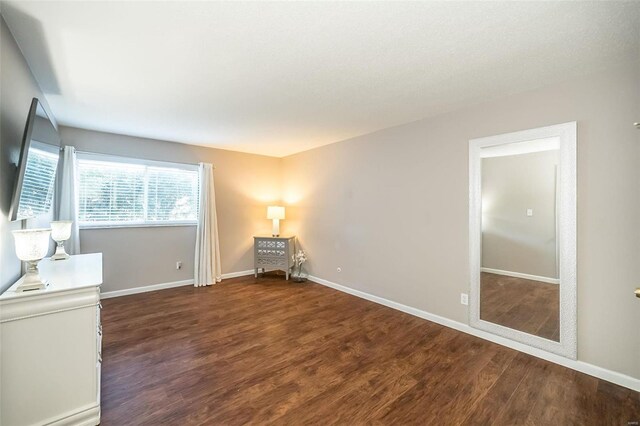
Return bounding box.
[77,153,199,227]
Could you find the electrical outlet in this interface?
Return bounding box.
[336,267,342,273]
[460,293,469,305]
[176,261,182,270]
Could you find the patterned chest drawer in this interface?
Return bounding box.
[254,236,296,279]
[256,248,287,259]
[256,239,287,250]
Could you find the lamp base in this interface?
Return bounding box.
[51,243,70,261]
[16,279,48,292]
[16,269,48,292]
[16,260,49,292]
[271,219,280,238]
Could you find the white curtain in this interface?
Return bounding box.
[194,163,221,286]
[58,146,81,254]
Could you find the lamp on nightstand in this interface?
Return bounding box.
[12,228,51,292]
[267,206,285,237]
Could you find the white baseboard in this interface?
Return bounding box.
[481,267,559,284]
[221,269,255,279]
[45,403,100,426]
[101,279,194,298]
[100,270,254,299]
[308,275,640,392]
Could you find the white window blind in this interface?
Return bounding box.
[17,141,58,219]
[77,153,199,227]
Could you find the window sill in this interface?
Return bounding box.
[80,222,197,230]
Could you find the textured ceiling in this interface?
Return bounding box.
[2,1,639,157]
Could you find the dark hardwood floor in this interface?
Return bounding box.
[481,272,560,341]
[100,273,639,425]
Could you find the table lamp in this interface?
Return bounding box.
[50,220,73,260]
[267,206,285,237]
[12,228,51,292]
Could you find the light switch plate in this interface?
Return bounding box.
[527,208,533,217]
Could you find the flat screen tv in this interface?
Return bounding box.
[9,98,61,221]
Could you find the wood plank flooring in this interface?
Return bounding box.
[480,272,560,341]
[100,273,639,425]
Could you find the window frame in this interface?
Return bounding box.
[77,152,199,230]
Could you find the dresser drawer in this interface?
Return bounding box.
[256,257,287,267]
[256,248,288,258]
[256,239,288,250]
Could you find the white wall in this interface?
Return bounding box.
[482,150,559,279]
[282,62,640,380]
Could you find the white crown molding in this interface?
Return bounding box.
[480,267,559,285]
[100,270,254,299]
[308,274,640,393]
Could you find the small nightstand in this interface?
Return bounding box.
[254,236,296,280]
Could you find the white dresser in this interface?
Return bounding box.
[0,253,103,426]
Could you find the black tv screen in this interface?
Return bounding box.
[9,98,61,221]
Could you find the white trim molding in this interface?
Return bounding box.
[45,403,100,426]
[469,122,577,360]
[100,270,254,298]
[220,270,255,279]
[480,267,559,285]
[309,275,640,392]
[101,279,194,299]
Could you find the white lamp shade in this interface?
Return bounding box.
[12,229,51,262]
[51,221,73,242]
[267,206,285,220]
